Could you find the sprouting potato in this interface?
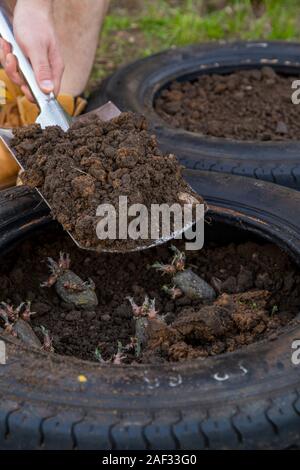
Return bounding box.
[173,269,216,301]
[127,296,166,354]
[152,245,216,301]
[14,319,42,349]
[0,301,42,348]
[41,252,98,309]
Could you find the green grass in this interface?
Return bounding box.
[89,0,300,90]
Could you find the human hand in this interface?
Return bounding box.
[0,0,64,102]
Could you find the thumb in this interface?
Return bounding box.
[29,45,54,94]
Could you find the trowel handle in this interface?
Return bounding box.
[0,8,50,109]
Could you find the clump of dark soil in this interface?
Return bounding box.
[11,112,201,251]
[155,67,300,141]
[0,228,299,364]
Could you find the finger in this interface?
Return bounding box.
[0,38,11,67]
[0,43,4,67]
[29,43,54,94]
[2,39,12,57]
[49,44,64,96]
[21,83,35,102]
[5,53,25,87]
[0,43,35,101]
[1,47,35,101]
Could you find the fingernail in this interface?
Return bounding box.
[40,79,54,91]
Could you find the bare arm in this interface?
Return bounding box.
[0,0,64,101]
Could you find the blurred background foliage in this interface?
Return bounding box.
[89,0,300,89]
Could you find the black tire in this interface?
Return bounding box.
[1,173,300,450]
[0,186,52,256]
[88,41,300,190]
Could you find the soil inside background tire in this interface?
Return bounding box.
[0,228,299,364]
[155,67,300,141]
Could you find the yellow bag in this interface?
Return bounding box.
[0,69,87,189]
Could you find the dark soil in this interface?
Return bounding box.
[11,112,201,251]
[155,67,300,141]
[0,228,299,364]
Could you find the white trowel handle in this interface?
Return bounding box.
[0,7,50,109]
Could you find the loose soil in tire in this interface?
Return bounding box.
[11,112,201,251]
[155,67,300,141]
[0,229,299,364]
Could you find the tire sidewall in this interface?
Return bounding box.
[0,177,300,449]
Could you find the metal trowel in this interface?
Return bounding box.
[0,8,202,253]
